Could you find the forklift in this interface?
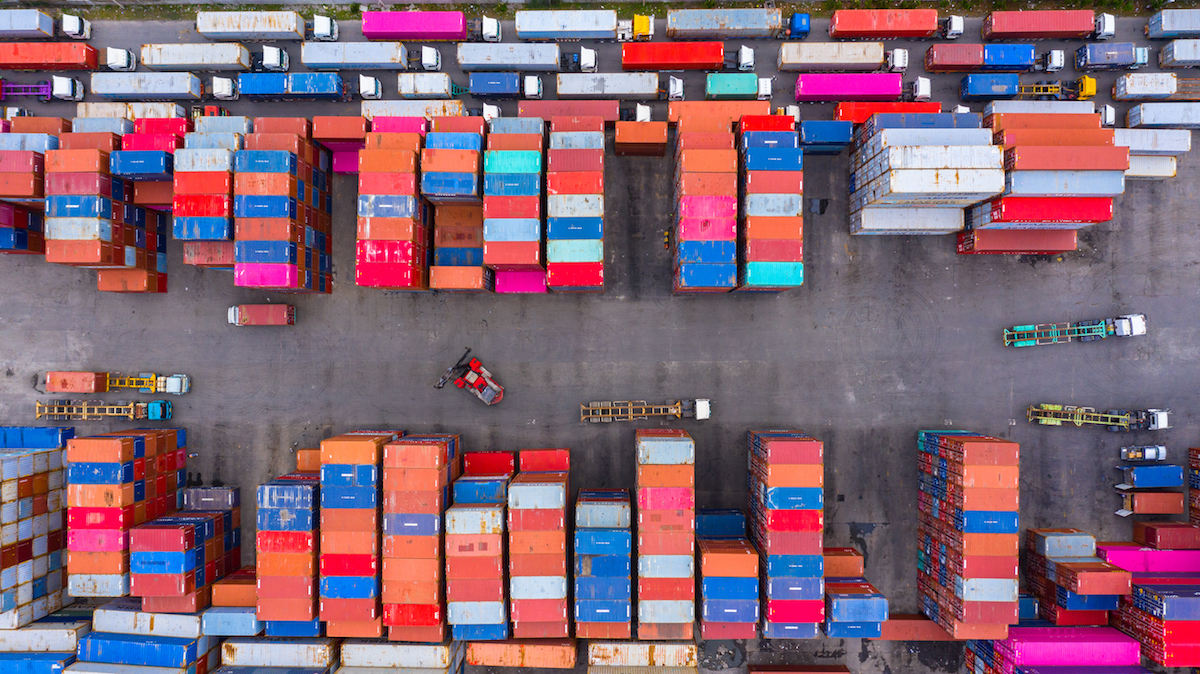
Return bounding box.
[435,348,504,406]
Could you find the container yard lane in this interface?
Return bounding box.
[0,12,1198,674]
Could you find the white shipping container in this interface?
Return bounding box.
[341,639,464,668]
[515,10,619,40]
[64,662,189,674]
[854,129,995,168]
[635,436,695,465]
[184,133,243,151]
[549,131,605,150]
[588,642,699,667]
[1149,10,1200,39]
[637,600,695,624]
[575,501,631,529]
[863,169,1006,199]
[743,193,803,217]
[510,576,568,600]
[45,218,111,241]
[957,578,1019,602]
[447,601,506,624]
[778,42,886,71]
[194,116,253,134]
[637,555,694,578]
[220,637,338,667]
[175,149,234,172]
[303,42,408,70]
[141,43,252,72]
[849,206,964,235]
[508,482,567,510]
[90,73,203,101]
[72,118,135,134]
[362,100,464,119]
[336,668,459,674]
[196,11,305,41]
[93,597,202,638]
[1005,170,1126,197]
[445,505,504,535]
[1128,102,1200,127]
[396,73,454,99]
[984,100,1095,115]
[77,102,185,119]
[457,43,561,71]
[547,194,604,218]
[0,10,54,39]
[1114,73,1177,100]
[858,146,1003,181]
[588,668,698,674]
[1160,39,1200,67]
[0,621,89,652]
[201,606,262,637]
[1126,155,1177,179]
[556,73,660,100]
[66,574,128,598]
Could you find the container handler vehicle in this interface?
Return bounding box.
[1027,404,1169,432]
[36,399,172,421]
[436,348,503,406]
[1004,313,1146,347]
[1121,445,1167,461]
[581,399,711,423]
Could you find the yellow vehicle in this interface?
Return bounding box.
[36,399,172,421]
[1018,76,1096,101]
[618,15,654,41]
[581,399,710,423]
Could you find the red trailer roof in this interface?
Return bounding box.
[830,9,939,38]
[622,42,724,70]
[983,10,1095,40]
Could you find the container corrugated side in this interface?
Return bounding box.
[196,11,305,40]
[777,43,885,71]
[1004,170,1125,197]
[396,73,453,99]
[1160,39,1200,67]
[0,10,54,39]
[220,637,337,667]
[362,11,466,41]
[587,642,698,667]
[362,100,464,119]
[77,102,186,119]
[1113,128,1191,155]
[556,73,659,100]
[1126,155,1177,179]
[1148,10,1200,39]
[141,44,251,71]
[984,101,1095,115]
[1127,102,1200,127]
[340,639,462,668]
[666,9,784,39]
[90,73,203,101]
[457,44,561,71]
[302,42,407,70]
[849,206,964,235]
[515,10,618,40]
[1114,73,1177,101]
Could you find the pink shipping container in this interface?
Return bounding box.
[676,217,736,241]
[636,488,696,510]
[1096,545,1200,573]
[235,263,299,288]
[997,627,1140,665]
[495,270,547,293]
[362,11,467,41]
[332,152,359,174]
[677,196,736,219]
[982,11,1096,40]
[67,529,128,551]
[795,73,903,102]
[371,117,428,134]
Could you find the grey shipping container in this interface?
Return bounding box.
[667,9,785,39]
[490,117,544,135]
[184,133,244,151]
[549,131,604,150]
[141,43,252,72]
[197,11,305,41]
[77,102,186,119]
[396,73,453,99]
[72,118,135,134]
[1160,39,1200,68]
[1005,170,1125,197]
[302,42,407,70]
[1148,10,1200,39]
[556,73,659,100]
[1112,128,1192,155]
[515,10,618,40]
[175,149,234,172]
[361,100,465,118]
[457,43,560,71]
[0,10,54,39]
[1127,102,1200,127]
[90,73,204,100]
[194,116,254,134]
[984,100,1095,115]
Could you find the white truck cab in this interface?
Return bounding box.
[311,15,338,41]
[51,76,83,101]
[910,77,931,102]
[211,77,239,101]
[105,48,136,71]
[1148,410,1170,430]
[579,47,598,73]
[953,105,971,114]
[418,46,441,71]
[1095,13,1116,40]
[1100,105,1116,127]
[155,374,191,395]
[359,75,382,100]
[667,76,684,101]
[783,105,801,124]
[1113,313,1148,337]
[942,15,964,39]
[523,75,543,99]
[635,103,652,122]
[756,77,772,101]
[61,14,90,40]
[261,46,289,72]
[480,16,502,42]
[693,399,711,420]
[481,103,501,121]
[737,45,754,71]
[887,49,909,73]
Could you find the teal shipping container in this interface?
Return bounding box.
[484,150,542,174]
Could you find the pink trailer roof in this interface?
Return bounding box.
[371,117,427,134]
[794,73,902,102]
[362,11,466,41]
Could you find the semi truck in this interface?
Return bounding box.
[779,43,907,72]
[1160,40,1200,68]
[0,10,90,40]
[830,10,962,39]
[1147,10,1200,39]
[0,43,98,71]
[361,11,501,42]
[925,44,1040,72]
[228,304,295,326]
[141,44,253,72]
[1076,43,1150,72]
[982,10,1115,40]
[1004,314,1146,347]
[36,399,173,421]
[396,73,456,99]
[515,10,619,40]
[236,73,346,101]
[91,72,204,101]
[560,47,598,73]
[1115,74,1200,101]
[1027,404,1169,432]
[961,74,1019,101]
[301,42,408,70]
[581,399,711,423]
[197,11,337,41]
[666,9,788,39]
[468,72,542,99]
[45,371,191,395]
[795,73,904,102]
[457,43,560,72]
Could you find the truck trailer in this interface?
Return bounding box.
[795,73,903,102]
[361,11,500,42]
[197,11,306,41]
[778,43,890,71]
[1147,10,1200,39]
[0,43,97,71]
[982,10,1113,40]
[829,10,941,39]
[1027,404,1169,432]
[1115,73,1200,101]
[396,73,455,99]
[457,43,560,71]
[666,9,786,39]
[622,42,724,70]
[91,72,204,100]
[1159,39,1200,68]
[1004,314,1146,347]
[515,10,618,40]
[301,42,408,70]
[45,371,192,395]
[556,72,661,100]
[141,43,252,72]
[1076,43,1149,71]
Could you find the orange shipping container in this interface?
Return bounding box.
[235,219,303,244]
[752,462,823,488]
[510,553,566,576]
[676,173,737,197]
[132,181,174,206]
[487,134,543,151]
[296,449,320,472]
[97,269,154,293]
[616,121,668,146]
[312,116,368,142]
[67,483,135,508]
[823,547,865,577]
[383,535,442,560]
[320,508,377,532]
[434,226,482,248]
[959,487,1019,512]
[12,117,70,135]
[430,266,491,291]
[68,436,137,463]
[253,117,311,137]
[744,216,803,240]
[59,132,122,152]
[322,434,389,464]
[257,552,316,577]
[46,149,110,174]
[676,116,732,134]
[356,217,423,242]
[986,113,1101,131]
[676,132,735,151]
[873,614,957,641]
[960,466,1019,489]
[326,619,383,639]
[446,534,503,556]
[363,132,422,152]
[46,371,108,393]
[246,134,313,164]
[0,174,42,198]
[994,129,1115,148]
[509,531,566,555]
[382,467,449,491]
[257,598,318,622]
[636,465,695,488]
[381,580,439,604]
[321,531,379,555]
[360,150,417,174]
[236,173,299,198]
[669,101,769,124]
[698,539,758,577]
[435,205,484,228]
[677,149,737,174]
[212,577,257,607]
[420,148,478,174]
[466,640,577,669]
[67,550,128,574]
[1004,145,1129,171]
[382,558,441,581]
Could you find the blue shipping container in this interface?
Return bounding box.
[574,600,631,623]
[320,464,378,487]
[742,148,803,172]
[77,632,202,668]
[574,577,632,600]
[697,509,747,539]
[320,576,378,599]
[547,217,603,240]
[765,554,824,577]
[287,73,344,99]
[764,576,824,600]
[234,195,297,220]
[675,263,736,289]
[701,576,758,600]
[800,120,853,145]
[173,216,232,241]
[676,240,736,264]
[422,172,479,198]
[960,74,1019,101]
[822,620,883,638]
[234,151,296,174]
[741,131,800,150]
[238,73,288,97]
[382,513,441,536]
[256,506,316,532]
[484,173,541,197]
[702,598,759,623]
[109,151,173,179]
[320,485,377,509]
[434,247,484,267]
[469,72,521,98]
[264,619,323,637]
[575,554,632,578]
[982,44,1036,71]
[575,529,633,555]
[483,218,541,242]
[235,241,297,264]
[427,132,484,151]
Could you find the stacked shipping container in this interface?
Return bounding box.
[824,578,887,638]
[1024,529,1131,627]
[917,430,1019,640]
[635,429,696,640]
[255,471,321,637]
[424,117,490,291]
[673,115,737,292]
[697,531,759,639]
[319,431,395,638]
[546,116,604,292]
[574,489,633,638]
[747,430,824,638]
[76,600,218,674]
[737,115,803,291]
[446,452,511,641]
[484,117,546,293]
[174,116,249,271]
[356,120,429,290]
[508,450,570,638]
[968,626,1141,672]
[0,123,48,255]
[381,434,460,642]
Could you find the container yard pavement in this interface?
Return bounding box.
[2,13,1200,674]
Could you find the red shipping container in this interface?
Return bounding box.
[445,555,503,579]
[173,195,233,218]
[0,151,44,173]
[639,509,696,532]
[236,219,303,243]
[246,134,313,163]
[986,196,1112,224]
[676,132,735,151]
[313,116,368,142]
[356,262,425,289]
[382,490,444,515]
[830,9,939,38]
[11,117,70,135]
[131,525,194,552]
[356,240,423,265]
[509,554,566,577]
[676,173,736,197]
[256,597,317,621]
[575,622,631,639]
[382,535,440,560]
[257,531,315,554]
[510,598,567,623]
[622,42,724,70]
[0,174,43,199]
[739,116,796,133]
[60,132,122,152]
[546,171,602,196]
[253,118,311,137]
[321,597,379,621]
[446,578,503,602]
[924,44,985,72]
[382,602,441,627]
[518,448,569,472]
[483,241,541,270]
[387,623,446,641]
[133,181,174,207]
[135,118,192,136]
[483,195,540,220]
[638,532,694,555]
[835,102,942,124]
[358,218,426,243]
[744,239,803,263]
[638,577,693,601]
[122,134,184,153]
[982,10,1096,40]
[143,586,210,614]
[638,622,692,640]
[358,172,417,196]
[0,43,97,71]
[463,451,515,475]
[487,134,543,151]
[46,149,109,174]
[320,554,378,576]
[381,580,438,604]
[512,622,569,639]
[701,622,757,640]
[508,509,564,532]
[753,530,822,555]
[45,241,116,266]
[550,116,605,133]
[765,599,825,623]
[68,506,135,530]
[45,173,111,197]
[744,171,804,195]
[256,575,316,599]
[1005,146,1129,171]
[431,116,485,134]
[520,100,619,122]
[174,172,233,196]
[546,262,603,289]
[956,229,1077,254]
[131,571,196,597]
[446,534,503,557]
[749,507,821,532]
[546,149,603,173]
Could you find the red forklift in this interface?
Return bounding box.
[435,348,504,405]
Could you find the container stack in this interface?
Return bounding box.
[1192,447,1200,526]
[545,116,604,293]
[0,202,42,255]
[635,428,696,640]
[799,120,854,156]
[174,116,249,271]
[0,426,72,628]
[319,431,394,638]
[123,117,187,210]
[823,578,888,638]
[509,449,570,638]
[234,117,333,293]
[355,121,427,290]
[256,471,322,637]
[1024,528,1131,627]
[422,117,483,207]
[696,531,759,639]
[67,428,186,599]
[1116,461,1185,517]
[916,430,1019,640]
[483,116,545,294]
[614,121,668,157]
[747,430,825,639]
[963,110,1127,254]
[849,112,1004,235]
[967,626,1142,673]
[573,489,633,639]
[75,602,217,674]
[129,514,219,613]
[446,452,512,641]
[0,131,53,250]
[673,116,737,292]
[0,610,86,674]
[1116,127,1192,183]
[1109,521,1200,666]
[430,203,492,291]
[314,115,368,177]
[181,485,242,575]
[737,115,804,291]
[381,433,461,642]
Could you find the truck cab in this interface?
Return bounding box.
[153,374,191,395]
[1147,410,1171,430]
[51,76,83,101]
[105,48,136,71]
[60,14,90,40]
[634,103,652,122]
[259,46,289,72]
[211,77,239,101]
[1112,313,1148,337]
[735,46,754,71]
[940,15,964,39]
[1100,104,1116,126]
[1095,13,1116,40]
[909,77,932,102]
[617,15,654,42]
[756,77,772,101]
[1035,50,1065,73]
[147,400,172,421]
[787,13,810,40]
[311,15,338,41]
[1134,47,1151,69]
[887,49,909,73]
[523,75,543,99]
[667,76,684,101]
[468,16,502,42]
[409,46,441,71]
[359,74,382,100]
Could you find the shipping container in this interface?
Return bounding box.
[982,10,1096,40]
[362,100,465,119]
[1126,155,1177,179]
[667,9,785,39]
[984,100,1095,115]
[1114,73,1200,101]
[1113,128,1191,155]
[622,42,724,71]
[829,10,940,39]
[982,44,1037,71]
[795,73,902,102]
[779,42,886,71]
[1076,43,1144,72]
[1128,102,1200,127]
[457,43,560,71]
[924,44,984,72]
[229,304,294,326]
[302,42,408,70]
[395,73,453,99]
[1159,39,1200,68]
[556,73,659,100]
[958,228,1076,254]
[1005,170,1125,197]
[1148,10,1200,39]
[470,72,522,98]
[0,43,98,71]
[961,74,1019,101]
[141,43,251,71]
[520,100,619,122]
[835,102,942,123]
[196,11,305,41]
[515,11,618,40]
[0,10,54,39]
[90,73,203,101]
[706,73,760,100]
[362,11,468,41]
